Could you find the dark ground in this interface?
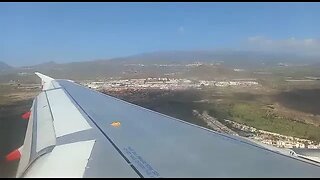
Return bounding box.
[275,89,320,115]
[0,99,33,178]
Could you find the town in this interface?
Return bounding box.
[193,110,320,149]
[81,77,260,91]
[224,119,320,149]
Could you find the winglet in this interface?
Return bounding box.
[35,72,55,91]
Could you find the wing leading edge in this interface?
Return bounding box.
[16,72,320,177]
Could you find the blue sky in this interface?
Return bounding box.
[1,2,320,66]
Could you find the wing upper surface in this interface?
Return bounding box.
[17,73,320,177]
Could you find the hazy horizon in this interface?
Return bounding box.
[2,47,319,68]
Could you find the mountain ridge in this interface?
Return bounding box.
[1,50,319,83]
[0,61,12,71]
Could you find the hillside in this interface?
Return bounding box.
[0,62,12,72]
[0,50,319,83]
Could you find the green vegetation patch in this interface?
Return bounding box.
[229,103,320,141]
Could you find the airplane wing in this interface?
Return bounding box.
[12,72,320,177]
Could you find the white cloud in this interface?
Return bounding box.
[248,36,263,42]
[178,26,185,33]
[246,36,320,56]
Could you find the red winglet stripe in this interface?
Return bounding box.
[21,111,31,120]
[5,149,21,162]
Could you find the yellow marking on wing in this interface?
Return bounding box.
[111,121,121,128]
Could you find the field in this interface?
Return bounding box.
[228,103,320,141]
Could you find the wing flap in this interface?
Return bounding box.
[46,88,92,137]
[23,140,96,178]
[36,92,56,152]
[16,92,57,177]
